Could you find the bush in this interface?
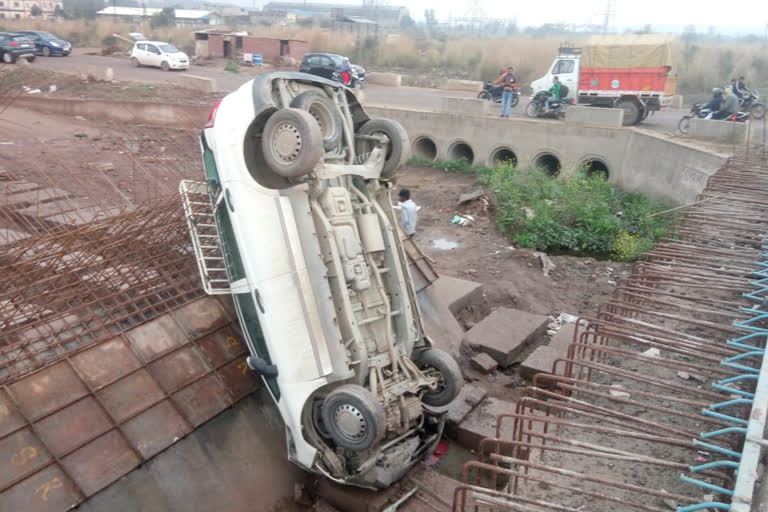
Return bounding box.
[224,60,240,73]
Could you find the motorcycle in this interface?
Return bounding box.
[739,90,765,120]
[678,103,751,133]
[526,89,571,119]
[478,82,519,107]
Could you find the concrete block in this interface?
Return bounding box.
[669,95,684,108]
[464,308,548,367]
[565,106,623,128]
[440,96,489,116]
[404,466,461,512]
[443,383,488,427]
[178,74,217,93]
[431,275,484,315]
[689,118,748,144]
[367,72,402,87]
[453,397,517,450]
[471,352,498,373]
[438,79,484,93]
[519,323,577,379]
[416,282,466,359]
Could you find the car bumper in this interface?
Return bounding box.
[170,61,189,69]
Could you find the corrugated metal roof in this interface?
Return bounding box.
[96,6,216,19]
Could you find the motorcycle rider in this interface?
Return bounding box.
[544,76,562,111]
[711,88,739,120]
[728,79,741,99]
[493,66,517,119]
[340,57,352,86]
[702,88,725,117]
[736,76,751,98]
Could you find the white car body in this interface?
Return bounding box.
[130,40,189,70]
[183,73,461,488]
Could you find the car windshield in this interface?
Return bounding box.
[37,32,57,40]
[159,44,181,53]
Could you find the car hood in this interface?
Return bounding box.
[46,39,70,46]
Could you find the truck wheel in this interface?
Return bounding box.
[616,99,641,126]
[751,103,766,120]
[413,348,463,407]
[321,384,386,451]
[262,108,323,178]
[358,118,409,179]
[526,101,539,118]
[290,91,342,151]
[678,115,692,134]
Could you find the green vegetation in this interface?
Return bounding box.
[224,60,240,74]
[410,158,674,261]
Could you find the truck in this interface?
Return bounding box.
[531,34,677,126]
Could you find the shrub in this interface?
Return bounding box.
[612,232,653,261]
[224,60,240,73]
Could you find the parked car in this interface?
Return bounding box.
[299,52,365,88]
[15,30,71,57]
[180,72,462,489]
[130,41,188,71]
[0,32,36,64]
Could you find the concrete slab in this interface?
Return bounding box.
[45,206,122,226]
[416,284,466,359]
[440,97,489,116]
[442,383,488,427]
[519,323,577,379]
[565,106,623,128]
[178,74,217,93]
[367,72,402,87]
[438,79,484,93]
[15,198,94,218]
[1,187,71,205]
[689,118,748,144]
[171,296,230,340]
[464,308,548,367]
[431,275,484,315]
[453,397,517,451]
[403,466,460,511]
[471,352,498,373]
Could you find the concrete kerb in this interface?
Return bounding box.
[177,74,218,93]
[689,118,748,145]
[565,106,624,129]
[437,79,484,94]
[440,96,489,116]
[366,72,402,87]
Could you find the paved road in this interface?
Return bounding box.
[21,49,767,142]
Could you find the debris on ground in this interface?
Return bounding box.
[458,187,485,204]
[471,352,498,374]
[451,214,475,227]
[533,251,556,277]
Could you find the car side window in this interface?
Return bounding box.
[308,55,320,66]
[147,45,160,54]
[319,56,332,67]
[136,43,145,51]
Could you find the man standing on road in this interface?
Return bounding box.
[397,189,418,238]
[493,66,517,119]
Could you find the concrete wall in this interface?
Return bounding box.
[440,97,489,116]
[565,106,623,128]
[367,72,402,87]
[367,106,727,205]
[689,118,748,145]
[437,79,484,93]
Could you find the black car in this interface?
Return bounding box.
[0,32,36,64]
[16,31,72,57]
[299,53,365,88]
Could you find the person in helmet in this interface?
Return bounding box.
[340,56,352,86]
[712,87,739,120]
[703,88,725,117]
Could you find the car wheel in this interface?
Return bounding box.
[27,56,35,63]
[413,348,463,407]
[161,61,170,72]
[321,384,386,451]
[131,57,140,67]
[357,118,409,179]
[261,108,323,178]
[290,91,342,151]
[2,52,12,64]
[42,47,51,57]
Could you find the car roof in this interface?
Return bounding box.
[306,52,343,58]
[135,41,173,45]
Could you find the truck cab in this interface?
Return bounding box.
[531,49,580,100]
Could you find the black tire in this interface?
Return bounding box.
[477,91,491,101]
[42,47,51,57]
[161,61,170,72]
[27,56,35,63]
[678,115,692,134]
[616,99,641,126]
[321,384,386,451]
[751,103,766,120]
[290,91,342,151]
[2,52,13,64]
[413,348,463,407]
[358,118,410,179]
[526,101,539,118]
[510,94,519,108]
[261,108,323,178]
[131,57,140,67]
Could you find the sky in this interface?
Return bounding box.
[248,0,768,35]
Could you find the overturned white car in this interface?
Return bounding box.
[181,72,462,488]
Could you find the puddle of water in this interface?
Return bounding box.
[431,238,461,250]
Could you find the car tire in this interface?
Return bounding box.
[27,56,35,63]
[42,47,51,57]
[261,108,323,178]
[2,52,12,64]
[161,61,170,72]
[321,384,386,451]
[290,91,342,151]
[413,348,463,407]
[131,57,140,67]
[357,118,409,179]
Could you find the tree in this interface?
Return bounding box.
[682,25,698,71]
[718,50,734,81]
[399,14,414,29]
[29,4,42,15]
[150,7,175,28]
[53,4,65,17]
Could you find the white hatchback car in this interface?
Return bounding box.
[181,73,463,489]
[130,41,188,71]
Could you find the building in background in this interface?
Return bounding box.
[0,0,62,20]
[262,2,407,28]
[95,7,222,27]
[194,29,309,64]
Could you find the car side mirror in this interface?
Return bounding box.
[246,355,278,378]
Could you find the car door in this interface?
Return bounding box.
[318,56,335,79]
[145,44,162,67]
[308,55,324,77]
[299,55,312,73]
[552,59,577,98]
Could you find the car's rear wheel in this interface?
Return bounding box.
[27,56,35,63]
[2,53,13,64]
[131,57,140,67]
[261,108,323,178]
[357,118,409,179]
[42,47,51,57]
[413,348,463,407]
[321,384,386,451]
[161,61,170,72]
[290,91,342,151]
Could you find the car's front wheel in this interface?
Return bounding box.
[161,61,170,72]
[131,57,140,67]
[42,47,51,57]
[321,384,386,451]
[413,348,463,407]
[261,107,323,178]
[357,118,409,179]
